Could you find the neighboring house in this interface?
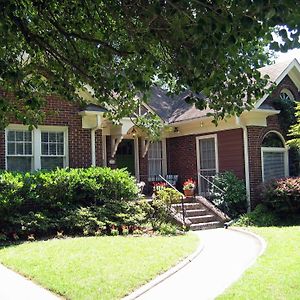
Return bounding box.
[0,58,300,209]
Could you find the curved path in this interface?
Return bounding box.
[130,228,265,300]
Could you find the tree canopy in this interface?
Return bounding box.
[1,0,300,130]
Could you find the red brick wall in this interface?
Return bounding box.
[0,95,102,169]
[247,115,284,208]
[167,128,245,189]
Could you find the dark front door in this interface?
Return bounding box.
[115,139,135,175]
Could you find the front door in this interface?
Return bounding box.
[115,139,135,175]
[196,135,218,196]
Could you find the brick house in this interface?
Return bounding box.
[1,58,299,209]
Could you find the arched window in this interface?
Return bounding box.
[280,88,295,101]
[261,131,288,182]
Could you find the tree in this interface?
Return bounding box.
[0,0,300,130]
[288,103,300,148]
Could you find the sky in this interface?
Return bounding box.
[275,48,300,62]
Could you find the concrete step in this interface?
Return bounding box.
[188,215,216,224]
[190,221,223,231]
[172,202,203,211]
[185,209,208,217]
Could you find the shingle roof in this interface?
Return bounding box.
[148,58,300,123]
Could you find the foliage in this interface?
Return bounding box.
[210,171,247,218]
[183,178,196,190]
[1,1,300,129]
[0,167,142,239]
[141,188,182,231]
[261,177,300,215]
[273,97,297,134]
[158,223,179,235]
[235,204,279,227]
[288,102,300,148]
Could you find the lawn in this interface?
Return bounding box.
[0,234,198,300]
[218,226,300,300]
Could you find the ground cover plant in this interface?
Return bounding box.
[0,234,199,300]
[218,226,300,300]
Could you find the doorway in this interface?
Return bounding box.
[115,139,135,175]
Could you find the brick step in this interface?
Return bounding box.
[190,221,223,231]
[188,215,216,224]
[185,209,208,217]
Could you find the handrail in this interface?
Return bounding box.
[158,175,186,226]
[198,173,230,215]
[198,173,225,194]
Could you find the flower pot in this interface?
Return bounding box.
[183,189,194,197]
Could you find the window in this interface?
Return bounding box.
[6,130,33,172]
[41,132,65,169]
[148,141,163,180]
[261,131,288,182]
[6,126,68,172]
[280,88,295,101]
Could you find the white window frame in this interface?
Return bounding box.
[196,134,219,195]
[147,139,167,179]
[280,88,295,101]
[261,131,289,182]
[5,124,68,171]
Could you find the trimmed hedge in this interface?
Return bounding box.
[261,177,300,215]
[0,167,142,240]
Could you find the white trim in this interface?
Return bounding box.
[5,124,68,171]
[255,58,300,108]
[280,88,295,101]
[91,129,96,166]
[196,134,219,195]
[134,137,140,180]
[102,135,107,167]
[162,138,167,175]
[261,131,289,182]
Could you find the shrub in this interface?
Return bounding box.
[140,188,183,231]
[210,171,247,218]
[235,204,279,227]
[158,223,178,235]
[0,167,140,239]
[261,177,300,215]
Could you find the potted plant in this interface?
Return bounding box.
[183,179,196,197]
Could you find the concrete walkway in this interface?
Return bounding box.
[0,263,61,300]
[128,228,265,300]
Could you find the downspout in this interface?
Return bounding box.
[91,115,102,167]
[236,117,251,212]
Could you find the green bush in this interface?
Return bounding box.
[210,171,247,218]
[261,177,300,215]
[0,167,140,239]
[235,204,279,227]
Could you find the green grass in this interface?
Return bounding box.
[0,234,198,300]
[219,226,300,300]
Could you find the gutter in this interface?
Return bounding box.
[91,115,102,166]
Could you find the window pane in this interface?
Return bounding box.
[263,152,285,182]
[7,142,15,155]
[7,131,15,142]
[24,131,32,142]
[16,131,24,141]
[24,143,32,155]
[7,157,32,172]
[57,133,64,143]
[57,143,64,155]
[49,143,57,155]
[41,157,64,170]
[41,132,48,142]
[41,143,48,155]
[16,143,24,155]
[49,132,57,142]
